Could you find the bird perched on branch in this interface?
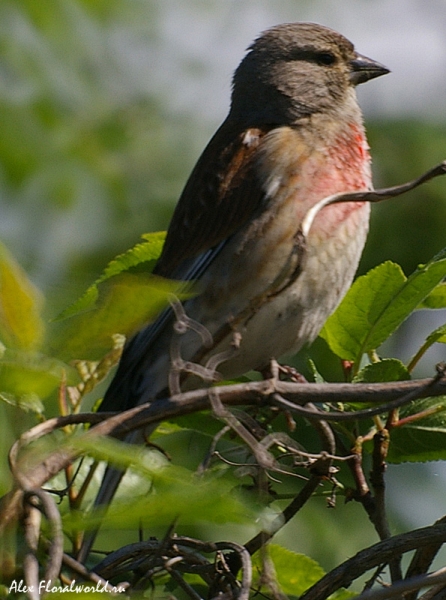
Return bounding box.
[78,22,388,561]
[101,22,388,412]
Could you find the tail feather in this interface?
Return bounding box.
[76,465,126,564]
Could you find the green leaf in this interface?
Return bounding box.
[74,435,169,475]
[0,349,74,404]
[418,282,446,309]
[408,323,446,371]
[353,359,411,383]
[307,358,326,383]
[252,544,325,596]
[423,323,446,345]
[320,262,404,361]
[348,360,411,413]
[53,272,191,361]
[387,398,446,463]
[0,392,45,415]
[321,252,446,366]
[66,436,256,532]
[252,544,354,598]
[56,231,166,320]
[0,241,45,350]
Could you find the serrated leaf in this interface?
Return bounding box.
[53,272,191,361]
[252,544,325,596]
[251,544,355,598]
[418,282,446,309]
[387,398,446,463]
[320,262,405,361]
[353,359,411,383]
[0,241,45,350]
[321,253,446,365]
[56,231,166,320]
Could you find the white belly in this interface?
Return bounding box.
[213,202,370,377]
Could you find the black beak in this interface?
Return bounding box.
[350,53,390,85]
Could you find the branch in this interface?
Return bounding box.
[1,372,445,534]
[405,515,446,600]
[302,161,446,236]
[93,536,252,599]
[355,567,446,600]
[272,364,446,421]
[300,523,446,600]
[244,474,322,556]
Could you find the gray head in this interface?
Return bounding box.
[230,22,389,124]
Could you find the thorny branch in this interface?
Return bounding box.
[1,161,446,596]
[0,366,445,598]
[2,369,445,517]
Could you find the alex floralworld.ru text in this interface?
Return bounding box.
[9,579,126,594]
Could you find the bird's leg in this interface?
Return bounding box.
[277,364,308,383]
[260,359,308,383]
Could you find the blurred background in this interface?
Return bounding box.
[1,0,446,573]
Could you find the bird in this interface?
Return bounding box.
[100,22,388,412]
[78,22,389,561]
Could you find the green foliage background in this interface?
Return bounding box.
[1,0,446,593]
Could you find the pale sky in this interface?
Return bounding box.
[114,0,446,124]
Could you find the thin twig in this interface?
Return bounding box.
[27,489,64,584]
[369,431,402,583]
[197,425,231,474]
[93,535,251,599]
[22,489,64,597]
[355,566,446,600]
[209,387,276,470]
[213,541,252,600]
[244,474,322,556]
[41,541,125,594]
[369,431,390,541]
[301,161,446,237]
[167,567,204,600]
[23,497,41,600]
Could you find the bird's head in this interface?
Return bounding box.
[230,22,389,125]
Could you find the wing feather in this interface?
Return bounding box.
[100,122,277,410]
[154,120,274,278]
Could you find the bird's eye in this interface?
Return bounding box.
[315,52,336,66]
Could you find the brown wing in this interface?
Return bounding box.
[154,119,274,278]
